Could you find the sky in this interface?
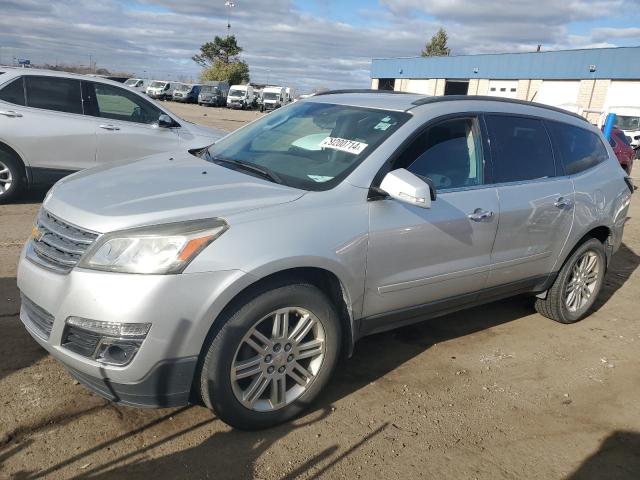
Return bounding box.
[0,0,639,92]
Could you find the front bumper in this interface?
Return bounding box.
[17,247,247,407]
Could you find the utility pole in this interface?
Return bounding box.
[89,54,92,73]
[225,1,235,37]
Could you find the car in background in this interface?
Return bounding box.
[124,78,150,93]
[173,84,201,103]
[146,80,177,101]
[608,127,634,174]
[15,92,632,429]
[599,107,640,149]
[199,81,229,107]
[227,84,255,109]
[0,67,226,202]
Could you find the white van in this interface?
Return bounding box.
[261,86,286,111]
[227,85,254,109]
[146,81,177,101]
[599,107,640,148]
[124,78,149,93]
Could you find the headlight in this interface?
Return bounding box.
[78,218,228,274]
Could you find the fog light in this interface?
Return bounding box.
[62,317,151,366]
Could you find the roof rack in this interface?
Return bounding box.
[313,89,412,96]
[410,95,589,122]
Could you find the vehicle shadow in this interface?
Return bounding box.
[566,430,640,480]
[20,296,534,480]
[0,277,47,384]
[3,243,638,479]
[12,186,49,205]
[592,242,640,312]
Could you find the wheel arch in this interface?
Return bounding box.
[0,140,31,188]
[559,225,612,271]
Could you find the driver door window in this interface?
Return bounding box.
[89,82,163,125]
[398,117,484,190]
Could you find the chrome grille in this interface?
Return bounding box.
[27,210,99,274]
[20,294,55,340]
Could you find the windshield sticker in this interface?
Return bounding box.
[308,175,334,183]
[319,137,368,155]
[374,121,391,131]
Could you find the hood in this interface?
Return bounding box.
[180,122,228,147]
[45,153,305,233]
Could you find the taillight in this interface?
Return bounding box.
[624,176,636,194]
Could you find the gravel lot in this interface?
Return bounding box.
[1,102,639,480]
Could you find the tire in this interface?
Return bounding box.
[0,147,26,204]
[535,238,606,324]
[199,281,341,430]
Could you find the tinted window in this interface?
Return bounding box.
[486,115,555,183]
[0,78,25,106]
[25,76,82,114]
[549,122,609,175]
[615,130,631,146]
[397,118,484,189]
[89,82,163,124]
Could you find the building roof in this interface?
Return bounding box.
[371,46,640,81]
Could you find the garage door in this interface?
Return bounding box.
[488,80,518,99]
[605,81,640,108]
[535,81,580,107]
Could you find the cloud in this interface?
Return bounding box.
[0,0,634,92]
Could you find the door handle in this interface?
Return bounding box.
[554,197,573,209]
[0,110,23,118]
[99,124,120,131]
[468,208,494,222]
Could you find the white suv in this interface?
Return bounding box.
[0,68,226,202]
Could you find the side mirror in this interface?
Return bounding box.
[634,135,640,141]
[379,168,435,209]
[158,114,174,128]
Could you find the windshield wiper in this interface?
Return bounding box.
[208,154,285,185]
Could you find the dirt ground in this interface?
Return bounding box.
[1,102,639,480]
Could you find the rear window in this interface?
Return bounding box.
[549,122,609,175]
[0,77,25,106]
[486,115,556,183]
[25,76,83,114]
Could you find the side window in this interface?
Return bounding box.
[0,78,26,106]
[25,76,82,114]
[396,118,484,190]
[548,122,609,175]
[91,83,163,125]
[486,115,555,183]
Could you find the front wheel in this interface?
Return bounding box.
[535,238,606,323]
[199,282,341,430]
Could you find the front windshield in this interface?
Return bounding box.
[229,89,244,98]
[175,84,191,92]
[150,81,166,88]
[263,92,279,100]
[207,101,410,191]
[615,115,640,131]
[202,86,218,93]
[124,79,138,86]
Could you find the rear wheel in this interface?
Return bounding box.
[535,238,606,323]
[0,148,25,203]
[199,282,341,430]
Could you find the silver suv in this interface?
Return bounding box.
[17,92,633,429]
[0,68,225,202]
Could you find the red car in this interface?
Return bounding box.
[607,127,634,175]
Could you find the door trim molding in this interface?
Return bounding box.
[378,264,489,294]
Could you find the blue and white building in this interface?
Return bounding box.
[371,46,640,122]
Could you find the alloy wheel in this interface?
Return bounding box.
[230,307,326,412]
[0,159,12,195]
[564,250,600,313]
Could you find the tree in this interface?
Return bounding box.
[201,60,250,86]
[421,28,451,57]
[193,35,250,84]
[192,35,243,67]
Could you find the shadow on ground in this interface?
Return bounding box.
[567,431,640,480]
[1,243,638,479]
